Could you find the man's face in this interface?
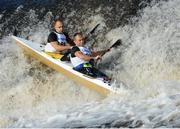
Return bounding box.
[74,35,85,46]
[54,21,64,33]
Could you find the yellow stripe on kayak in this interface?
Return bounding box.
[45,52,64,59]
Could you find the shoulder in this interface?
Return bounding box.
[63,32,70,40]
[63,32,69,36]
[72,46,80,52]
[48,32,57,42]
[49,32,57,37]
[71,46,80,57]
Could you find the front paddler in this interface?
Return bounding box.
[70,32,111,82]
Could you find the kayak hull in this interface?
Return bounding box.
[12,36,116,96]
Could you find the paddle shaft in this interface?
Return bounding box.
[100,39,122,57]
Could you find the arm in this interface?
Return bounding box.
[48,32,72,51]
[75,51,101,61]
[91,49,110,57]
[51,41,72,51]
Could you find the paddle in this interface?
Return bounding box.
[109,39,122,49]
[13,28,18,36]
[85,23,100,38]
[93,39,122,64]
[101,39,122,57]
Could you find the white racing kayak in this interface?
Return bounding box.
[12,36,119,96]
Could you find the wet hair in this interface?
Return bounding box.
[53,19,63,27]
[73,32,83,39]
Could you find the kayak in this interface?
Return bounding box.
[12,36,119,96]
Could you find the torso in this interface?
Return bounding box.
[71,46,91,67]
[53,32,67,45]
[45,31,69,52]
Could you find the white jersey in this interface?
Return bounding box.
[44,43,57,52]
[71,46,92,67]
[44,32,67,52]
[54,32,67,45]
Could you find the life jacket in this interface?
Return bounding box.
[70,46,92,68]
[45,32,68,52]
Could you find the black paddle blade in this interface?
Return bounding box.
[13,28,18,36]
[85,23,100,41]
[89,23,100,35]
[110,39,122,49]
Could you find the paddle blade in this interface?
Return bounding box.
[89,23,100,35]
[110,39,122,49]
[13,28,18,36]
[85,23,100,41]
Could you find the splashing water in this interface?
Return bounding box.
[0,0,180,128]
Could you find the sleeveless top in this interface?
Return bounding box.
[70,46,92,67]
[45,32,68,52]
[53,32,67,45]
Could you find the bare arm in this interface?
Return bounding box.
[75,51,96,61]
[91,49,109,57]
[51,41,72,51]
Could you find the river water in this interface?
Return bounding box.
[0,0,180,127]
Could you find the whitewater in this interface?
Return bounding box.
[0,0,180,127]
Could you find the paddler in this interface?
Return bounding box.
[44,19,73,60]
[70,32,111,81]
